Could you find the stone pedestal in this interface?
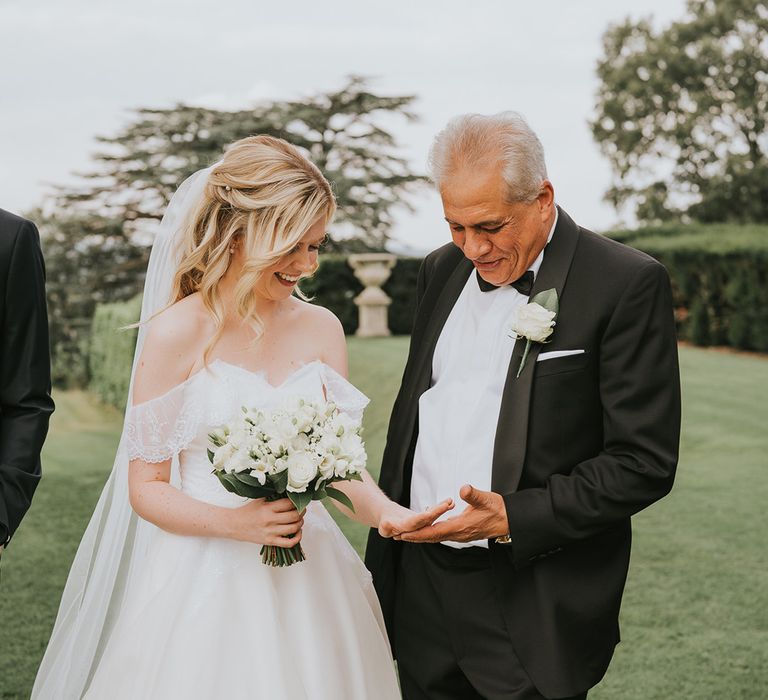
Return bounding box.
[348,253,397,337]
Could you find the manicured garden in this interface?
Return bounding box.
[1,339,766,698]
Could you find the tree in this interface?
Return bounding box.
[39,76,425,386]
[591,0,768,224]
[59,75,426,249]
[33,208,149,386]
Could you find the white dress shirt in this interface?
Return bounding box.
[410,212,558,548]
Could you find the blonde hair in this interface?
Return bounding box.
[428,111,548,202]
[170,135,335,360]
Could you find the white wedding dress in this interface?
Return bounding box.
[78,359,400,699]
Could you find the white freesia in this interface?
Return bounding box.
[249,463,268,484]
[509,302,556,343]
[318,432,341,455]
[273,456,288,473]
[230,448,255,474]
[264,415,299,444]
[294,403,319,433]
[333,458,351,478]
[340,432,365,471]
[212,443,236,472]
[317,454,337,480]
[331,411,359,438]
[286,451,319,493]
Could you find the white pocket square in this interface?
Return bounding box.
[537,349,585,362]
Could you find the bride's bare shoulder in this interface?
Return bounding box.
[289,298,347,371]
[290,298,344,337]
[133,294,214,402]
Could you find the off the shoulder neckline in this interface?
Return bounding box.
[129,358,331,410]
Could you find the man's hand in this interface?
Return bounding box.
[396,484,509,543]
[378,498,455,539]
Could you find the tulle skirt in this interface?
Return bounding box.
[82,503,400,699]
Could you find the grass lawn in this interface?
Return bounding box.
[1,339,766,698]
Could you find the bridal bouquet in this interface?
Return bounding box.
[207,397,365,567]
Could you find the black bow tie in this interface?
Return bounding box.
[476,269,534,296]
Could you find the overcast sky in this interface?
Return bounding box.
[1,0,688,252]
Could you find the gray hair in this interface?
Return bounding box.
[428,111,548,202]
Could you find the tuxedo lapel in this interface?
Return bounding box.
[491,208,580,495]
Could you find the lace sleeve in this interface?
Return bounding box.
[319,363,370,422]
[123,382,201,463]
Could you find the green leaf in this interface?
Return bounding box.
[233,473,273,498]
[206,448,215,464]
[270,469,289,493]
[214,473,235,494]
[215,472,242,495]
[215,472,266,499]
[325,486,355,512]
[234,471,265,487]
[287,490,314,512]
[531,288,559,314]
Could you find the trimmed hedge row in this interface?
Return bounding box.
[87,228,768,407]
[610,224,768,351]
[88,295,142,409]
[299,256,421,335]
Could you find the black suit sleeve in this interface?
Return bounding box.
[504,260,680,566]
[0,219,54,544]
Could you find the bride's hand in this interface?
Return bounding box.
[227,498,304,547]
[377,498,454,539]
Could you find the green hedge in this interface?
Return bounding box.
[300,256,422,335]
[609,224,768,351]
[87,229,768,410]
[88,295,142,408]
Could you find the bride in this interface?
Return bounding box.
[33,135,452,699]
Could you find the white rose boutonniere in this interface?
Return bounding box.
[508,288,559,378]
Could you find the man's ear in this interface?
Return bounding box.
[537,180,555,218]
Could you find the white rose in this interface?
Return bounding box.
[509,303,556,343]
[286,451,318,493]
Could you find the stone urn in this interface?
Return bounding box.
[348,253,397,337]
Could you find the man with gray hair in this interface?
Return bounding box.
[366,112,681,699]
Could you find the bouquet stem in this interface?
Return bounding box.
[260,542,306,567]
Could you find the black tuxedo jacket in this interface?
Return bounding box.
[365,208,681,697]
[0,209,54,545]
